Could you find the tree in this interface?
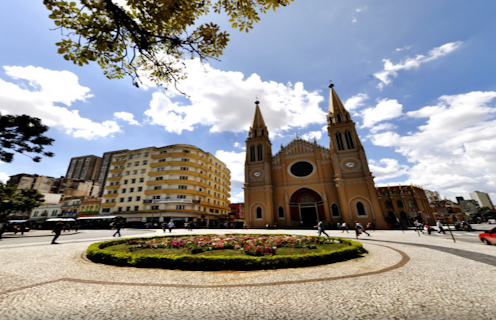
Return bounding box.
[0,183,46,221]
[0,114,54,163]
[44,0,293,90]
[478,206,496,220]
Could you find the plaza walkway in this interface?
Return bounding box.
[0,228,494,319]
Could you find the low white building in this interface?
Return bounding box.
[30,204,63,222]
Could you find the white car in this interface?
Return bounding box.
[488,219,496,224]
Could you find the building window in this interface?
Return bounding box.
[127,197,132,202]
[250,145,255,162]
[158,159,166,163]
[154,186,162,190]
[278,206,284,219]
[182,158,190,162]
[33,211,38,217]
[124,180,128,185]
[180,167,189,171]
[178,195,186,199]
[125,206,131,211]
[183,150,190,153]
[345,131,355,149]
[256,207,262,219]
[357,202,366,216]
[179,185,187,189]
[151,206,159,210]
[180,176,188,180]
[136,153,141,158]
[156,177,163,181]
[176,205,185,210]
[119,198,124,203]
[138,187,143,192]
[117,207,123,212]
[129,155,133,159]
[153,195,160,199]
[102,208,111,213]
[385,201,392,208]
[131,179,136,183]
[143,160,147,165]
[122,188,127,193]
[136,196,141,201]
[111,199,116,203]
[129,188,134,192]
[141,169,146,174]
[134,206,139,211]
[144,152,149,157]
[127,163,131,168]
[134,161,139,166]
[133,170,138,175]
[125,171,130,176]
[52,210,58,216]
[408,200,416,207]
[257,144,263,161]
[336,132,345,151]
[139,178,144,183]
[397,200,404,208]
[332,204,340,217]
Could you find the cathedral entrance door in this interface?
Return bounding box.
[300,205,318,226]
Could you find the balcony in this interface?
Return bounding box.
[108,176,122,181]
[101,202,116,207]
[111,160,126,166]
[103,193,118,198]
[150,198,193,204]
[109,168,124,173]
[106,184,120,189]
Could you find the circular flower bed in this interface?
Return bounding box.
[87,234,365,271]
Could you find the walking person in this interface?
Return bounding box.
[314,220,330,237]
[436,219,446,234]
[413,219,423,233]
[112,220,123,237]
[167,221,174,233]
[355,221,370,238]
[161,222,166,233]
[51,221,64,244]
[340,222,349,233]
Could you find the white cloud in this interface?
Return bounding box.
[0,66,121,139]
[356,6,367,12]
[229,191,245,203]
[214,150,245,190]
[369,122,398,134]
[233,142,246,150]
[369,158,409,181]
[301,130,323,141]
[395,45,412,52]
[352,18,357,23]
[344,93,369,111]
[369,91,496,200]
[144,59,326,135]
[114,111,140,125]
[0,172,9,183]
[359,98,403,128]
[374,41,462,89]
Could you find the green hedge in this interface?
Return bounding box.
[86,234,365,271]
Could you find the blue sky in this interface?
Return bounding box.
[1,0,496,204]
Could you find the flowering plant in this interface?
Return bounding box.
[128,234,336,256]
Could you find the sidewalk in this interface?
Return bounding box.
[1,230,79,238]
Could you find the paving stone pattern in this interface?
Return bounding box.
[0,229,494,319]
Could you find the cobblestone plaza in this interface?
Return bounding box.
[0,229,494,320]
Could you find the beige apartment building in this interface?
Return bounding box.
[100,144,231,227]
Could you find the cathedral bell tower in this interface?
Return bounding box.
[244,101,274,227]
[327,84,387,228]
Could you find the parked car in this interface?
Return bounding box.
[479,227,496,245]
[6,220,30,233]
[455,221,472,231]
[488,219,496,224]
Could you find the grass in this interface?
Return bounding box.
[276,243,349,255]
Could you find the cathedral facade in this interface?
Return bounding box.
[244,86,389,229]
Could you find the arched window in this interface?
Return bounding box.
[397,200,404,208]
[256,207,262,219]
[261,129,264,136]
[356,202,366,216]
[257,144,263,161]
[408,200,416,207]
[337,114,342,122]
[278,206,285,219]
[332,204,340,217]
[250,145,255,162]
[346,114,349,121]
[344,131,354,149]
[336,132,345,151]
[253,130,257,137]
[385,201,392,208]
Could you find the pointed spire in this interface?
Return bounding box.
[328,85,349,115]
[249,100,269,138]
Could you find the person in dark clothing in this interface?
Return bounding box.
[113,221,123,237]
[52,222,64,244]
[0,224,7,239]
[314,220,330,237]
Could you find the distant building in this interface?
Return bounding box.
[376,185,434,227]
[100,144,231,227]
[424,189,441,203]
[30,204,62,222]
[65,155,102,181]
[469,191,494,209]
[7,174,55,193]
[228,203,245,221]
[96,150,129,196]
[50,178,100,197]
[456,196,480,215]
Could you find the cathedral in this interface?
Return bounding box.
[244,85,389,229]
